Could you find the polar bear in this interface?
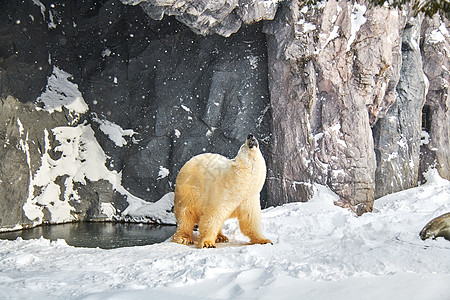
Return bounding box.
[172,134,272,248]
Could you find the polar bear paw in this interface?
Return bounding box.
[200,240,216,248]
[252,238,273,245]
[216,233,229,243]
[172,234,194,245]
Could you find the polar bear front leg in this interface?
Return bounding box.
[197,205,235,248]
[198,214,223,248]
[237,195,272,245]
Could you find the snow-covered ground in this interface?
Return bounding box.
[1,169,449,300]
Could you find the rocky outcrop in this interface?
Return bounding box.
[0,97,40,229]
[264,1,404,214]
[0,96,134,230]
[373,15,427,198]
[264,1,448,214]
[373,11,450,197]
[121,0,281,37]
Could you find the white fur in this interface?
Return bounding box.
[172,139,271,248]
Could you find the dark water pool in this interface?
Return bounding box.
[0,222,176,249]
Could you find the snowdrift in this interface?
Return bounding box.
[0,169,449,299]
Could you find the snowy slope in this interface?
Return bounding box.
[0,170,449,300]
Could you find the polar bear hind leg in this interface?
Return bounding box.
[172,208,196,245]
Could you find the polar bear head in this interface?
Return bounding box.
[246,134,259,149]
[235,134,263,165]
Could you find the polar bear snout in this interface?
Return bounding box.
[247,134,258,149]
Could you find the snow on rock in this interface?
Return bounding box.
[428,21,449,44]
[3,175,450,299]
[101,203,117,220]
[157,166,170,180]
[22,124,169,226]
[320,25,340,50]
[374,169,449,216]
[36,66,89,115]
[32,0,46,20]
[93,116,136,147]
[23,125,112,225]
[122,192,176,225]
[181,104,191,112]
[423,168,450,186]
[347,3,367,51]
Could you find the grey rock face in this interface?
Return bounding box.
[0,97,34,229]
[373,16,428,198]
[112,17,271,203]
[373,12,450,196]
[0,1,52,102]
[0,0,271,228]
[419,15,450,182]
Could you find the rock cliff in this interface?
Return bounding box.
[419,14,450,183]
[265,1,404,214]
[0,0,448,229]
